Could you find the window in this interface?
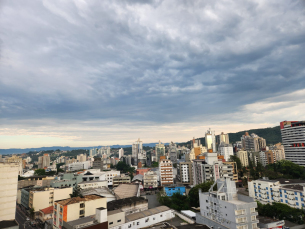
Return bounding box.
[80,210,84,215]
[109,222,113,225]
[128,225,131,228]
[117,219,121,222]
[153,218,155,220]
[80,203,84,208]
[251,216,256,221]
[160,214,163,217]
[137,222,140,225]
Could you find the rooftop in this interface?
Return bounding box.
[79,180,107,184]
[283,184,304,191]
[257,216,284,224]
[132,174,143,181]
[114,183,139,199]
[256,178,305,184]
[81,187,115,198]
[107,196,148,211]
[0,220,19,228]
[108,209,123,216]
[40,206,53,215]
[55,194,103,206]
[125,206,170,222]
[64,215,95,226]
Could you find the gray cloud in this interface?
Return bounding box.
[0,0,305,147]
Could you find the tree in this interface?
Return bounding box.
[34,169,45,176]
[29,208,35,219]
[230,155,242,170]
[170,192,189,211]
[151,162,159,167]
[70,186,83,198]
[188,181,215,207]
[173,163,177,168]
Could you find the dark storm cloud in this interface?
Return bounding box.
[1,0,305,128]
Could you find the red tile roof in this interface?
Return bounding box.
[40,206,53,215]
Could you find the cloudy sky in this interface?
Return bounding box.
[1,0,305,149]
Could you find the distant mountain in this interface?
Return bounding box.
[0,143,168,155]
[0,126,282,155]
[179,125,282,146]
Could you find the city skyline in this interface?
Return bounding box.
[1,0,305,149]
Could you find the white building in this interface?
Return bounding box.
[100,146,111,155]
[89,148,98,157]
[0,162,19,221]
[197,178,259,229]
[78,180,108,190]
[218,142,234,161]
[119,148,124,159]
[205,128,216,152]
[280,121,305,166]
[219,132,230,144]
[248,178,305,209]
[132,138,146,165]
[68,161,90,171]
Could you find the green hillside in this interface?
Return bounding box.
[179,125,281,147]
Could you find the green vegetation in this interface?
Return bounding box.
[34,169,46,176]
[70,186,83,198]
[151,161,159,167]
[157,192,189,211]
[257,201,304,224]
[115,161,136,180]
[264,160,305,180]
[188,181,216,207]
[157,181,215,210]
[178,125,281,146]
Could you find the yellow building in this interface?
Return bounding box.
[29,187,73,217]
[236,150,249,167]
[53,195,107,229]
[0,162,19,220]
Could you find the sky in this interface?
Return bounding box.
[1,0,305,149]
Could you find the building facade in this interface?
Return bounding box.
[280,121,305,166]
[177,162,193,185]
[143,171,158,189]
[218,143,234,161]
[132,139,146,165]
[155,141,165,162]
[241,132,266,152]
[0,162,19,221]
[205,128,216,152]
[159,159,174,186]
[236,150,249,167]
[197,178,259,229]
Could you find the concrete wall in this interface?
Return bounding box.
[108,211,125,228]
[0,163,19,220]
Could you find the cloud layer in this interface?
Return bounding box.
[1,0,305,148]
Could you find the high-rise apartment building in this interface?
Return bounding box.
[100,146,111,155]
[132,138,146,165]
[77,154,87,162]
[159,158,173,186]
[205,128,216,152]
[92,157,104,171]
[177,162,193,185]
[168,142,178,163]
[89,148,98,157]
[280,121,305,166]
[236,150,249,167]
[218,142,234,161]
[143,171,158,188]
[155,141,165,162]
[241,132,266,152]
[188,138,207,161]
[38,154,50,169]
[0,162,19,221]
[118,148,124,159]
[5,155,23,175]
[219,132,229,144]
[197,178,259,229]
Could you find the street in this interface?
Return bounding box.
[15,205,36,229]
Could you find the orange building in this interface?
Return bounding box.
[136,168,151,175]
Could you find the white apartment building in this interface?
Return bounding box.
[197,178,259,229]
[237,150,249,167]
[205,128,216,152]
[68,161,90,171]
[78,180,108,190]
[159,159,174,186]
[0,162,19,221]
[89,148,98,157]
[119,148,124,159]
[280,121,305,166]
[177,162,193,185]
[248,178,305,209]
[132,138,146,165]
[218,143,234,161]
[155,140,165,162]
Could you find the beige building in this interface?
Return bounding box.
[78,180,108,190]
[5,155,23,175]
[0,162,19,221]
[77,154,87,162]
[223,161,238,182]
[219,132,229,144]
[143,171,158,188]
[241,132,266,152]
[113,175,131,187]
[29,187,72,217]
[236,150,249,167]
[159,159,173,186]
[38,154,50,169]
[53,195,107,229]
